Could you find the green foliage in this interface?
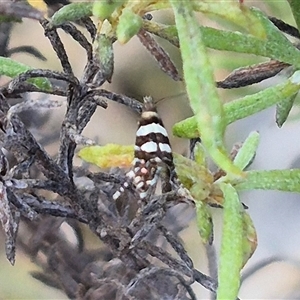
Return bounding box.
[171,0,242,177]
[93,0,125,21]
[78,144,134,168]
[236,169,300,192]
[174,71,300,138]
[0,57,51,90]
[95,34,114,82]
[116,8,143,43]
[217,183,244,300]
[289,0,300,30]
[50,2,93,26]
[231,132,260,171]
[276,94,297,127]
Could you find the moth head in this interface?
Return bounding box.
[141,96,159,121]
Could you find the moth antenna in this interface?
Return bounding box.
[155,92,186,105]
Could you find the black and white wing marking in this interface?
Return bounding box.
[113,96,174,201]
[128,96,174,200]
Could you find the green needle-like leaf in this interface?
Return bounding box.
[170,0,243,177]
[233,131,260,171]
[96,34,114,82]
[288,1,300,33]
[218,183,243,300]
[93,0,125,21]
[241,211,257,267]
[116,8,143,44]
[276,93,297,127]
[50,2,93,26]
[144,8,300,67]
[192,2,266,37]
[173,70,300,138]
[195,200,213,244]
[236,169,300,193]
[0,57,51,90]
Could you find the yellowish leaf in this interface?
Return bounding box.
[78,144,134,169]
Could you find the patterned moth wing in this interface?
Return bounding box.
[113,96,174,201]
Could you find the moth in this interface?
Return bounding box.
[113,96,176,202]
